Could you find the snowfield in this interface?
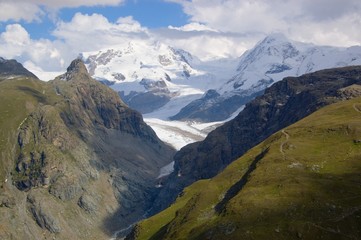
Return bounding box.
[145,118,209,150]
[145,105,244,146]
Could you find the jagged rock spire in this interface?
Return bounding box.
[66,58,88,75]
[59,58,90,81]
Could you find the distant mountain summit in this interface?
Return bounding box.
[0,57,38,79]
[171,33,361,121]
[81,41,198,114]
[81,35,361,122]
[81,40,239,115]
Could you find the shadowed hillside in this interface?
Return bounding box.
[0,58,175,239]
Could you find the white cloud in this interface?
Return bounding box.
[0,13,150,72]
[0,0,125,22]
[152,26,258,60]
[0,1,44,22]
[168,0,361,47]
[0,24,31,58]
[23,61,63,81]
[1,24,30,46]
[53,13,149,53]
[0,24,65,71]
[168,22,218,32]
[116,16,146,32]
[164,35,249,60]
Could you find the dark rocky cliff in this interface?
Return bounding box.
[0,57,38,79]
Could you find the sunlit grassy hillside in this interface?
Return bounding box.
[133,96,361,240]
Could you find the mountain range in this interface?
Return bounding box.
[1,32,361,240]
[82,33,361,123]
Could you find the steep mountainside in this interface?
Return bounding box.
[130,96,361,240]
[0,57,38,79]
[152,66,361,214]
[0,58,175,239]
[172,33,361,121]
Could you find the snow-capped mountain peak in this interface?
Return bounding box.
[172,33,361,122]
[81,40,194,85]
[82,33,361,125]
[221,33,361,94]
[81,40,239,114]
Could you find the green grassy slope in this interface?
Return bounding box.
[133,97,361,240]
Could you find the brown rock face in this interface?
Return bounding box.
[2,59,175,239]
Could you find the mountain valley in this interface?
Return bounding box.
[149,65,361,219]
[130,92,361,240]
[0,34,361,240]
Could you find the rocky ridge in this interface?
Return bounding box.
[152,65,361,213]
[130,92,361,240]
[0,58,175,239]
[0,57,38,79]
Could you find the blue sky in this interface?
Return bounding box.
[0,0,360,73]
[0,0,189,40]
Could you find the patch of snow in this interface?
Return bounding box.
[143,93,203,120]
[144,118,207,150]
[157,161,175,179]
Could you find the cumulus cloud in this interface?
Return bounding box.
[0,1,44,22]
[0,0,124,22]
[0,24,65,71]
[53,13,251,62]
[168,22,218,32]
[53,13,149,54]
[152,26,258,60]
[167,0,361,47]
[0,24,32,59]
[0,13,151,72]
